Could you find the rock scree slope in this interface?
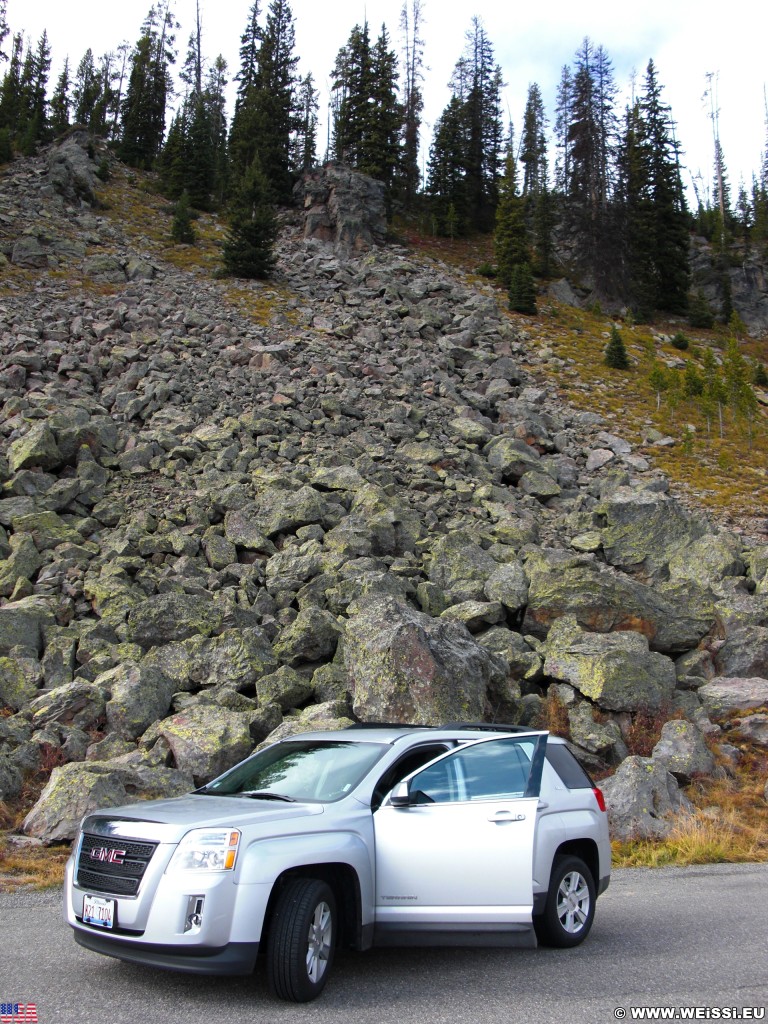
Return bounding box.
[1,134,767,845]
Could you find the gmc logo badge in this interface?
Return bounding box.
[90,847,126,865]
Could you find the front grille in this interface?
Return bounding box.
[76,833,158,897]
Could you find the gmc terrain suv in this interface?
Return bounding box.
[64,724,611,1001]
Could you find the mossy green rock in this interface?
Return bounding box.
[598,487,706,578]
[0,655,41,710]
[651,719,715,780]
[483,560,529,612]
[273,606,341,667]
[28,679,108,730]
[22,761,192,841]
[11,510,82,551]
[0,534,43,597]
[7,423,63,473]
[485,437,540,481]
[156,705,253,785]
[543,615,676,711]
[255,665,315,711]
[344,595,503,724]
[100,661,177,739]
[0,598,56,654]
[142,628,278,692]
[427,531,499,601]
[522,548,713,654]
[599,755,694,840]
[126,593,225,648]
[668,533,745,587]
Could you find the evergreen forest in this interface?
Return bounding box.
[1,0,768,312]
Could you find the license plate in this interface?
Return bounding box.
[82,894,115,929]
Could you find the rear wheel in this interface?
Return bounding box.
[534,855,595,948]
[267,878,336,1002]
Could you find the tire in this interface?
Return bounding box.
[534,855,596,948]
[267,878,337,1002]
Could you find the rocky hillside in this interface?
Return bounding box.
[1,133,767,848]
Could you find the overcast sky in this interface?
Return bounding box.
[6,0,766,205]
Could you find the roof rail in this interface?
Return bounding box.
[441,722,536,733]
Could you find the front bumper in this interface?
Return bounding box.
[73,926,259,975]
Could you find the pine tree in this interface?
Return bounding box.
[229,0,297,203]
[204,56,229,204]
[398,0,425,209]
[330,21,401,201]
[427,18,504,235]
[331,22,373,165]
[171,189,196,243]
[0,0,8,63]
[73,49,102,128]
[509,262,537,315]
[494,144,529,289]
[49,58,71,137]
[120,3,178,169]
[566,39,619,290]
[292,72,318,172]
[553,64,573,195]
[604,325,629,368]
[0,32,22,136]
[638,60,690,313]
[222,156,278,279]
[426,96,468,235]
[520,83,548,199]
[16,31,51,152]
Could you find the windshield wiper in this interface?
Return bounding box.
[239,790,297,802]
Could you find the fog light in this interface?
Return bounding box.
[184,895,205,932]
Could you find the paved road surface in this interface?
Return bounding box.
[2,863,767,1024]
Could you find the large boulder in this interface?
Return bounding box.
[100,662,176,740]
[44,129,100,205]
[651,719,716,780]
[22,762,192,842]
[713,625,768,679]
[0,599,56,655]
[294,163,387,250]
[125,593,225,648]
[522,548,714,653]
[598,488,706,579]
[600,755,694,840]
[153,705,253,785]
[344,595,504,724]
[142,629,278,693]
[542,615,677,712]
[698,677,768,718]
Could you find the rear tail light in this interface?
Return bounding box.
[592,787,607,812]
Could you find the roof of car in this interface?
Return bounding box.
[278,724,550,745]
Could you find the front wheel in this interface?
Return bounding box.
[534,855,595,948]
[267,878,337,1002]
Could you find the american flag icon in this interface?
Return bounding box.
[0,1005,38,1023]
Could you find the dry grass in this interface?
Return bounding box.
[612,735,768,867]
[0,836,71,892]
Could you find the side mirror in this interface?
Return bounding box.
[389,781,411,808]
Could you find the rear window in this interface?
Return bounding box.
[545,742,594,789]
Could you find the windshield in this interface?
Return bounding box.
[199,740,388,803]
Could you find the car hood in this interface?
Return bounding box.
[81,795,325,844]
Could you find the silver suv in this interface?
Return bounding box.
[64,724,611,1001]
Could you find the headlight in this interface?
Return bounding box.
[166,828,241,873]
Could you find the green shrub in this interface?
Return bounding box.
[671,331,689,350]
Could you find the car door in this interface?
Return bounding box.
[373,734,546,936]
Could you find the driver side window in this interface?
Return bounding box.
[410,738,536,804]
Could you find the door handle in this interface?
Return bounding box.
[488,810,526,823]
